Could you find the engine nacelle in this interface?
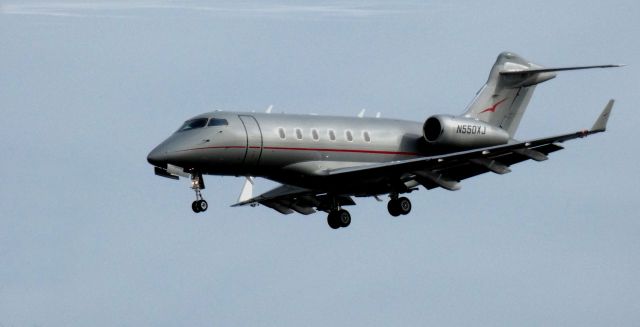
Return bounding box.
[423,115,510,148]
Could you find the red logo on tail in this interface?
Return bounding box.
[479,98,507,114]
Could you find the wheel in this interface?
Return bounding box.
[197,200,208,212]
[327,212,340,229]
[337,209,351,227]
[192,201,201,213]
[387,199,401,217]
[397,197,411,215]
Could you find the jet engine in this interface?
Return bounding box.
[423,115,510,148]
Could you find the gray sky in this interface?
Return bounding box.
[1,0,639,326]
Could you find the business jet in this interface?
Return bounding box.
[147,52,619,229]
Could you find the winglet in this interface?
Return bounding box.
[591,99,614,132]
[237,176,255,203]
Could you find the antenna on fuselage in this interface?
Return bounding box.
[357,109,366,118]
[265,105,273,113]
[375,112,381,118]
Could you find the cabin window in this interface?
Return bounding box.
[328,130,336,141]
[311,129,319,141]
[295,128,303,140]
[208,118,229,127]
[176,118,208,132]
[363,131,371,142]
[345,130,353,142]
[278,128,285,139]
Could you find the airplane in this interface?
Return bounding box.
[147,52,620,229]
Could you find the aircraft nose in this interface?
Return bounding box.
[147,146,167,167]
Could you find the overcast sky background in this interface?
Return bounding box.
[1,0,639,326]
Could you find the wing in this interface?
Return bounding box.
[326,100,614,190]
[232,100,612,215]
[232,183,355,215]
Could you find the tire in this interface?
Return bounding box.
[192,201,201,213]
[397,197,411,215]
[327,212,340,229]
[337,209,351,227]
[387,200,401,217]
[197,200,208,212]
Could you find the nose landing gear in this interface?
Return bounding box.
[190,173,208,213]
[192,199,208,213]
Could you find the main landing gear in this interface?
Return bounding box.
[327,209,351,229]
[190,173,208,213]
[387,196,411,217]
[324,194,412,229]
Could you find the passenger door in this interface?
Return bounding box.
[238,115,263,169]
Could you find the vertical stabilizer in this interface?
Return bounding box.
[462,52,556,137]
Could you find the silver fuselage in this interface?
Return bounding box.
[148,111,436,195]
[147,52,618,221]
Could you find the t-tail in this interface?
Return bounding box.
[462,52,622,137]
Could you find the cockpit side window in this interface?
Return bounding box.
[208,118,229,127]
[176,118,208,132]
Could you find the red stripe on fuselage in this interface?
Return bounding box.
[178,145,419,156]
[263,146,418,156]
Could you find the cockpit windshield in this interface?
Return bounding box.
[176,118,208,132]
[208,118,229,127]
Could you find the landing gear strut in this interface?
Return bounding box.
[190,173,208,213]
[388,195,411,217]
[327,209,351,229]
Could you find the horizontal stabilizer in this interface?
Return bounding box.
[591,99,615,132]
[500,64,624,75]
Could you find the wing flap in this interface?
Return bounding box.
[262,201,295,215]
[413,170,461,191]
[428,143,563,188]
[469,158,512,174]
[513,148,548,161]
